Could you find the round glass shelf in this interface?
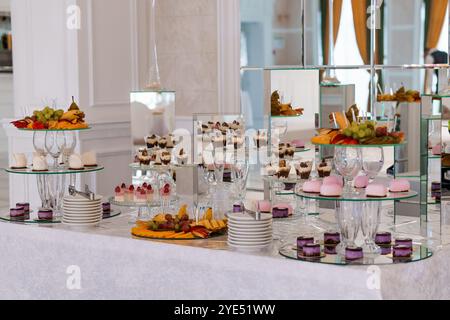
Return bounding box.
[4,165,104,175]
[294,148,311,153]
[263,175,305,184]
[295,189,418,202]
[279,243,432,266]
[17,127,91,132]
[0,209,121,224]
[130,163,196,171]
[312,142,407,148]
[270,115,303,119]
[109,196,179,208]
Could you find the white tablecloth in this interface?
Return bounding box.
[0,214,448,300]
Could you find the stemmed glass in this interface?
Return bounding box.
[361,202,382,255]
[33,131,48,157]
[62,132,77,167]
[362,147,384,181]
[45,131,66,169]
[336,201,362,254]
[271,119,288,142]
[231,160,250,210]
[334,147,363,195]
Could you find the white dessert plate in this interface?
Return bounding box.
[228,240,272,248]
[228,230,272,238]
[63,211,102,217]
[228,228,273,235]
[226,212,272,222]
[62,220,101,227]
[63,213,103,219]
[62,218,102,224]
[228,237,273,244]
[63,206,102,213]
[63,195,103,203]
[227,221,272,228]
[63,200,102,206]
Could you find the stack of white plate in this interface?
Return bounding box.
[227,212,273,251]
[62,195,103,227]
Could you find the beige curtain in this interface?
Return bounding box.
[426,0,449,50]
[323,0,343,65]
[351,0,369,64]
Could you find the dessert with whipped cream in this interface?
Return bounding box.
[302,180,322,194]
[317,159,331,177]
[276,160,291,179]
[11,153,27,169]
[176,148,188,165]
[137,148,151,165]
[389,179,411,193]
[32,155,49,172]
[146,134,159,148]
[366,183,387,198]
[82,151,97,167]
[68,154,84,170]
[320,184,343,197]
[354,175,369,188]
[295,161,312,179]
[161,151,172,165]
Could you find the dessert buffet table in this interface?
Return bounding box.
[0,212,449,300]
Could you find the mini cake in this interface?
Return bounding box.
[146,134,159,148]
[82,151,97,167]
[136,189,147,203]
[32,155,48,172]
[345,246,364,261]
[291,139,305,150]
[302,180,322,194]
[68,154,84,170]
[354,175,369,189]
[380,246,392,255]
[295,161,312,180]
[257,200,271,213]
[323,175,344,187]
[394,238,413,248]
[11,153,27,169]
[366,184,387,198]
[320,184,343,197]
[137,148,151,165]
[161,151,172,165]
[389,179,410,193]
[317,159,331,178]
[432,144,441,156]
[272,206,289,218]
[165,136,175,149]
[16,202,30,214]
[102,202,111,213]
[160,183,171,197]
[158,137,168,149]
[276,162,291,179]
[177,149,188,165]
[125,185,135,202]
[233,204,244,213]
[223,170,232,182]
[38,209,53,220]
[375,232,392,245]
[201,124,211,135]
[393,245,413,258]
[302,243,321,257]
[297,236,314,250]
[284,144,295,159]
[324,232,340,245]
[10,207,25,219]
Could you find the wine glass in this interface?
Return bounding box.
[336,201,362,254]
[231,160,249,209]
[45,131,66,168]
[362,147,384,180]
[271,119,288,141]
[33,131,48,156]
[361,202,382,255]
[62,131,77,167]
[334,147,363,195]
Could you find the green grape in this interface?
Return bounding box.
[358,130,365,138]
[343,128,352,137]
[352,133,358,140]
[365,128,372,137]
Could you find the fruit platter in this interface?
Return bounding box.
[271,91,304,116]
[131,205,228,240]
[11,97,89,130]
[311,109,405,146]
[377,87,421,103]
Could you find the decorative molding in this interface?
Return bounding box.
[217,0,241,114]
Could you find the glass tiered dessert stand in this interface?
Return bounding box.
[1,127,121,223]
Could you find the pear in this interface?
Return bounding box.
[68,96,80,111]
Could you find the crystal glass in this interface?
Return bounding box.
[361,202,382,255]
[362,147,384,180]
[334,147,363,194]
[62,131,77,166]
[336,201,362,253]
[45,131,66,168]
[271,119,288,139]
[231,160,249,208]
[33,131,48,156]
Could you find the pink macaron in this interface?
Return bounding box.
[389,179,411,193]
[323,175,344,187]
[354,175,369,188]
[302,180,322,194]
